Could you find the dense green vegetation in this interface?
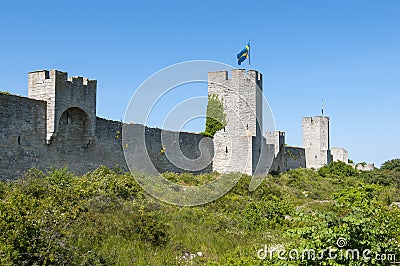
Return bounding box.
[1,160,400,265]
[201,93,227,138]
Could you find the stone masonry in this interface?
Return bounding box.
[302,116,332,169]
[208,69,271,176]
[266,131,306,172]
[28,70,97,144]
[0,70,213,179]
[0,68,368,180]
[331,148,348,163]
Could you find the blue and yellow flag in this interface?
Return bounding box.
[237,42,250,65]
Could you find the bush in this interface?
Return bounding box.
[0,167,168,265]
[1,165,400,265]
[241,196,292,230]
[318,161,358,178]
[287,184,400,265]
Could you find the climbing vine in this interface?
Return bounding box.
[202,93,227,138]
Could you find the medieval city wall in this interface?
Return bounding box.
[0,93,47,179]
[283,146,306,171]
[1,68,363,179]
[0,93,213,180]
[268,145,306,173]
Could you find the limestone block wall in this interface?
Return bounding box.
[283,146,306,171]
[0,94,127,180]
[1,68,354,179]
[355,163,375,171]
[0,93,213,179]
[208,69,264,176]
[146,127,213,174]
[0,94,47,179]
[302,116,331,169]
[28,70,96,143]
[252,136,274,175]
[268,145,306,173]
[331,148,348,163]
[212,128,252,175]
[266,131,285,157]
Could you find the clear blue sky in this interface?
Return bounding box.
[1,1,399,166]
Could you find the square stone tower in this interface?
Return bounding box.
[302,116,331,169]
[28,70,97,144]
[208,69,267,176]
[266,131,285,157]
[331,148,348,163]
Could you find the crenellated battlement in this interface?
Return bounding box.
[28,70,97,144]
[0,69,214,179]
[0,67,364,179]
[29,70,96,92]
[208,69,262,86]
[67,76,97,88]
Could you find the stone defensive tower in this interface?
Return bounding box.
[302,116,332,169]
[266,131,285,157]
[0,68,364,180]
[208,69,268,176]
[331,148,348,163]
[28,70,97,145]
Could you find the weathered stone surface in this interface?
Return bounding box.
[0,68,356,179]
[208,69,270,176]
[302,116,332,169]
[266,131,306,173]
[0,71,213,180]
[28,70,96,143]
[331,148,348,163]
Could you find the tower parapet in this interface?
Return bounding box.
[28,70,97,144]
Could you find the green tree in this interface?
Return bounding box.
[362,159,400,192]
[381,159,400,171]
[318,161,358,178]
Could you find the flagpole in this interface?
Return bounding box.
[248,39,251,70]
[248,39,251,73]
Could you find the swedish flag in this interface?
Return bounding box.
[237,42,250,65]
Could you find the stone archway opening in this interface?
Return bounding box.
[57,107,91,147]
